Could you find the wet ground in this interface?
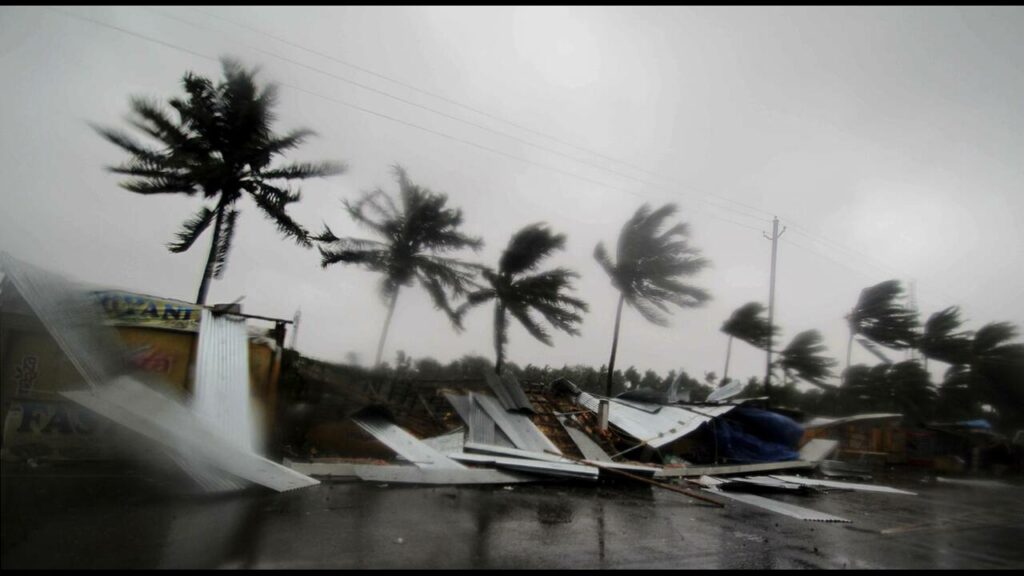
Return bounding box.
[2,460,1023,569]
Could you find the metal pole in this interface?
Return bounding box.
[763,216,785,410]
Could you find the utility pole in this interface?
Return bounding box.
[290,308,301,350]
[763,216,786,410]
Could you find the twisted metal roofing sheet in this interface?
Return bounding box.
[577,392,735,449]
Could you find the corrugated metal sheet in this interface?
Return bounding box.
[444,393,515,448]
[468,393,497,445]
[421,429,466,455]
[803,413,903,429]
[194,309,255,452]
[706,379,744,403]
[473,393,561,454]
[769,475,917,495]
[0,253,126,390]
[352,413,465,469]
[656,460,813,478]
[63,378,319,492]
[286,461,537,485]
[450,453,598,480]
[484,371,535,412]
[557,416,613,462]
[702,484,851,523]
[464,442,571,464]
[577,392,735,449]
[797,439,839,463]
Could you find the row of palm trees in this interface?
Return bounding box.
[718,281,1023,429]
[95,59,1021,430]
[94,58,713,389]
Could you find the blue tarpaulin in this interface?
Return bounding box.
[711,406,805,464]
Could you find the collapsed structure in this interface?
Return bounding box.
[1,254,925,523]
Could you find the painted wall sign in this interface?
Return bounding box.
[93,290,201,332]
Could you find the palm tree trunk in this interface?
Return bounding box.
[839,328,854,415]
[195,206,226,306]
[493,302,506,375]
[605,294,626,397]
[599,294,626,432]
[374,289,400,367]
[723,336,733,384]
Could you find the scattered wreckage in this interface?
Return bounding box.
[0,252,919,524]
[282,366,918,522]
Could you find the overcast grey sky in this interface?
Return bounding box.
[2,6,1022,387]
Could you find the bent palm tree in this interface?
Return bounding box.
[594,203,710,425]
[721,301,777,384]
[457,224,588,374]
[315,165,482,366]
[775,330,837,390]
[844,280,919,384]
[970,322,1024,429]
[94,58,345,304]
[919,306,974,368]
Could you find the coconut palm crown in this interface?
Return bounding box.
[457,223,588,374]
[93,57,345,304]
[315,165,482,366]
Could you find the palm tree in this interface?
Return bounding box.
[720,302,777,384]
[844,280,919,384]
[93,58,345,305]
[970,322,1024,430]
[775,330,837,390]
[594,203,710,427]
[315,165,482,366]
[919,306,974,369]
[457,224,587,374]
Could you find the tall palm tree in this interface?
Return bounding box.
[93,58,345,304]
[594,203,710,426]
[775,330,837,390]
[457,224,588,374]
[720,301,777,384]
[919,306,974,369]
[315,165,482,366]
[844,280,919,384]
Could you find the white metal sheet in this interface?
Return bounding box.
[63,378,319,492]
[352,413,465,469]
[769,475,917,495]
[704,487,851,523]
[578,392,735,449]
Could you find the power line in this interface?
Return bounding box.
[178,6,966,304]
[48,7,972,312]
[47,7,763,235]
[148,6,772,230]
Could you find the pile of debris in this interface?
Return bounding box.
[284,369,918,522]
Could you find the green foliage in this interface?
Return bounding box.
[595,203,711,326]
[722,302,777,350]
[920,306,974,365]
[848,280,919,350]
[94,58,344,297]
[316,165,482,326]
[457,223,587,373]
[776,330,837,389]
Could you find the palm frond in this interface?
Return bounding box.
[168,206,217,253]
[262,161,347,180]
[499,223,565,276]
[250,184,311,247]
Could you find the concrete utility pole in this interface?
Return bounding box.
[290,308,301,350]
[763,216,786,410]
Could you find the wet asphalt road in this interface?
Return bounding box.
[3,461,1023,569]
